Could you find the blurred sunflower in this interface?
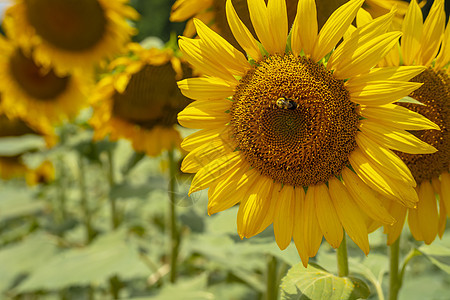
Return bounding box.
[0,35,91,127]
[3,0,139,75]
[363,0,427,30]
[0,113,56,185]
[90,44,193,156]
[177,0,439,266]
[170,0,347,51]
[361,0,449,245]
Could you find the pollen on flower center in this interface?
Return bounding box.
[24,0,107,51]
[230,54,359,187]
[9,49,70,100]
[395,68,449,183]
[112,63,192,129]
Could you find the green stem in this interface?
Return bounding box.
[389,238,401,300]
[266,255,278,300]
[337,233,349,277]
[79,156,94,243]
[107,148,119,229]
[168,148,180,283]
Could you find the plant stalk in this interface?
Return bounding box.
[168,148,180,283]
[78,156,94,243]
[107,148,119,229]
[389,238,401,300]
[337,233,349,277]
[266,255,278,300]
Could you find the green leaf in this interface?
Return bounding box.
[0,188,44,222]
[0,135,46,156]
[14,230,150,293]
[280,263,370,300]
[418,243,450,274]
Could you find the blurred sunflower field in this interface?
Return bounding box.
[0,0,450,299]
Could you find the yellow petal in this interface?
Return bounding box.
[332,32,402,79]
[189,151,242,194]
[401,0,423,65]
[179,37,237,83]
[328,176,369,254]
[170,0,212,22]
[314,183,343,248]
[356,8,373,27]
[349,148,418,207]
[237,176,274,238]
[291,0,317,56]
[208,166,256,215]
[435,23,450,69]
[273,185,296,250]
[225,0,262,61]
[383,200,407,246]
[329,9,395,73]
[416,181,439,244]
[407,205,423,241]
[267,0,288,55]
[312,0,364,61]
[177,76,235,101]
[302,186,323,258]
[355,131,415,185]
[178,104,230,129]
[342,167,395,224]
[418,0,445,66]
[437,181,447,239]
[347,80,422,105]
[359,120,437,154]
[346,66,426,87]
[181,127,233,151]
[440,172,450,217]
[248,0,275,54]
[194,18,250,76]
[181,137,233,173]
[292,188,309,267]
[360,104,439,131]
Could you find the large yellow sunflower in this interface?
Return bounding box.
[3,0,139,75]
[170,0,347,50]
[362,0,449,245]
[90,44,193,156]
[0,35,91,127]
[176,0,440,266]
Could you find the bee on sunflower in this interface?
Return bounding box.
[176,0,440,266]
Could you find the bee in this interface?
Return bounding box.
[276,96,297,110]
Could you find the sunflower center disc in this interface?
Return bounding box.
[396,68,449,183]
[9,49,70,100]
[112,63,192,129]
[230,54,359,187]
[25,0,106,51]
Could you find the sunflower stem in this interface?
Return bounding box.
[78,155,94,243]
[266,255,278,300]
[389,238,401,300]
[337,233,349,277]
[168,147,180,283]
[107,148,119,229]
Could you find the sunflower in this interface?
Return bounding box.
[176,0,440,266]
[90,44,193,156]
[170,0,348,51]
[361,0,449,245]
[0,35,91,127]
[363,0,427,31]
[0,113,56,184]
[2,0,139,75]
